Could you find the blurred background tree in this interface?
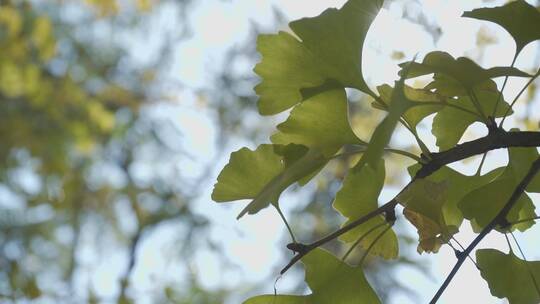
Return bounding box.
[3,0,534,303]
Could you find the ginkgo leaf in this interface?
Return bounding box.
[504,146,540,194]
[271,88,364,156]
[463,0,540,55]
[398,178,455,253]
[376,84,444,129]
[254,0,384,115]
[333,159,398,259]
[425,74,498,97]
[212,145,284,202]
[458,147,538,232]
[243,248,381,304]
[431,87,512,150]
[459,178,535,232]
[362,73,413,169]
[399,51,531,89]
[408,164,503,228]
[477,249,540,304]
[212,145,327,219]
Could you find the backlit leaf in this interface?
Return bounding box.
[408,164,503,228]
[271,88,363,156]
[254,0,384,115]
[477,249,540,304]
[333,159,398,259]
[463,0,540,55]
[398,178,455,253]
[362,74,413,168]
[243,248,381,304]
[212,145,328,219]
[459,147,538,232]
[376,84,444,129]
[399,51,530,89]
[431,88,512,150]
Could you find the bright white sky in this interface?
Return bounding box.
[117,0,540,303]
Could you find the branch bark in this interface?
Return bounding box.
[281,130,540,275]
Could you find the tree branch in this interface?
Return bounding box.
[416,129,540,178]
[280,130,540,275]
[429,156,540,304]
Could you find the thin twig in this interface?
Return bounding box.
[280,199,399,275]
[358,225,392,266]
[510,231,540,298]
[429,156,540,303]
[492,53,518,118]
[499,69,540,128]
[450,236,478,269]
[281,131,540,276]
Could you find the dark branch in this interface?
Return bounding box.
[429,156,540,303]
[416,129,540,178]
[280,130,540,275]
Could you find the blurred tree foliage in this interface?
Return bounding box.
[0,0,233,302]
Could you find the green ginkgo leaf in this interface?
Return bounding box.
[408,164,503,228]
[398,178,455,253]
[243,248,381,304]
[425,74,498,97]
[333,159,398,259]
[459,147,538,232]
[431,87,512,150]
[362,73,413,169]
[376,84,444,129]
[271,89,363,156]
[254,0,384,115]
[477,249,540,304]
[463,0,540,55]
[212,145,327,219]
[399,51,531,89]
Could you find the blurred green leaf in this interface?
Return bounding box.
[477,248,540,304]
[243,248,381,304]
[463,0,540,55]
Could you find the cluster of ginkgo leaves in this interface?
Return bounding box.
[212,0,540,303]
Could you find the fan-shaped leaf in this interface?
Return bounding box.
[376,84,444,129]
[333,159,398,259]
[271,88,363,156]
[212,145,327,219]
[458,147,538,232]
[399,51,531,89]
[254,0,384,115]
[477,249,540,304]
[431,88,512,150]
[398,178,456,253]
[243,248,381,304]
[463,0,540,55]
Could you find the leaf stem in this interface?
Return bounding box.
[333,146,424,163]
[275,205,297,244]
[508,215,540,226]
[499,68,540,128]
[412,101,481,118]
[358,224,392,266]
[492,53,518,118]
[468,88,489,124]
[341,222,386,262]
